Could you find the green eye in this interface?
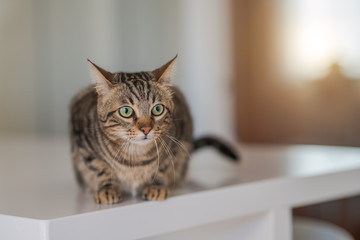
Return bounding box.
[152,104,164,116]
[119,106,133,118]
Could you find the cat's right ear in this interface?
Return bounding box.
[152,55,177,85]
[88,59,113,96]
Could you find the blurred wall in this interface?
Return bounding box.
[0,0,235,140]
[232,1,360,238]
[233,0,360,146]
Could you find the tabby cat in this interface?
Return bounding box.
[70,56,238,204]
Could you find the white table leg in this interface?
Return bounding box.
[267,207,292,240]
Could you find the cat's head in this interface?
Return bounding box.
[89,56,177,145]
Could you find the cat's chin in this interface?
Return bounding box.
[133,138,153,146]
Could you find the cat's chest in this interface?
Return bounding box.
[114,163,156,196]
[114,162,156,180]
[105,143,160,195]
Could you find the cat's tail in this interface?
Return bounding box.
[192,136,240,162]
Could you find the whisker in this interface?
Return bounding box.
[152,139,160,184]
[159,137,176,187]
[109,139,130,188]
[166,135,191,159]
[129,140,134,167]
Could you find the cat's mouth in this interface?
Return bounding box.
[133,138,153,146]
[131,134,154,145]
[129,131,157,145]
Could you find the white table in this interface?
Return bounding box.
[0,136,359,240]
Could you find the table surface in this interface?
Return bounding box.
[1,136,360,221]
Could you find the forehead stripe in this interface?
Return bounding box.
[139,72,146,79]
[124,81,140,100]
[136,79,145,90]
[146,81,151,100]
[137,80,148,98]
[120,73,126,83]
[134,73,143,79]
[144,72,153,80]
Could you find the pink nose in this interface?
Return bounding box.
[140,127,152,135]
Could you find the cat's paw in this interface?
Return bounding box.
[142,185,168,201]
[94,188,123,204]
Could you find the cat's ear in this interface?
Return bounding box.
[153,55,177,84]
[88,59,113,96]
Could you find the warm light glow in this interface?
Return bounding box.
[291,26,337,79]
[296,28,335,66]
[279,0,360,81]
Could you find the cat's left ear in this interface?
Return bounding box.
[88,59,114,96]
[153,55,177,84]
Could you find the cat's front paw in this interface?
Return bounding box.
[142,185,168,201]
[94,188,123,204]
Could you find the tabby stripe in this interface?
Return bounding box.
[103,123,121,129]
[83,133,95,154]
[117,155,157,167]
[144,72,152,80]
[99,182,113,190]
[129,97,134,105]
[100,110,116,123]
[93,114,107,156]
[84,156,94,163]
[165,107,171,114]
[95,115,114,159]
[137,79,145,90]
[133,80,144,97]
[152,179,165,186]
[146,80,151,100]
[120,73,126,82]
[98,129,118,161]
[134,73,143,79]
[125,73,134,80]
[124,81,140,100]
[139,72,147,80]
[88,164,98,172]
[93,127,103,154]
[97,170,106,177]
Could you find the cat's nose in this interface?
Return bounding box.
[140,127,152,135]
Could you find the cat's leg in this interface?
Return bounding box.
[73,150,123,204]
[140,156,171,201]
[141,162,174,201]
[141,144,190,201]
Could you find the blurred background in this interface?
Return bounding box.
[0,0,234,139]
[1,0,360,238]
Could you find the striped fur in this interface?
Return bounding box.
[70,56,193,203]
[70,56,239,204]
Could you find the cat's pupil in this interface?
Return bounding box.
[124,108,129,113]
[156,106,160,111]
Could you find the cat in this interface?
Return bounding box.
[70,56,238,204]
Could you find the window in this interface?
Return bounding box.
[278,0,360,81]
